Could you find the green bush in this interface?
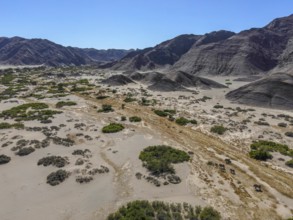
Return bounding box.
[175,117,190,126]
[210,125,227,135]
[189,119,197,125]
[129,116,142,122]
[139,145,190,175]
[285,159,293,168]
[0,103,61,121]
[98,104,114,113]
[154,110,169,117]
[107,200,221,220]
[250,140,293,158]
[0,122,24,129]
[102,123,124,133]
[199,206,221,220]
[56,101,77,108]
[124,97,136,102]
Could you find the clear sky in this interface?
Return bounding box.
[0,0,292,49]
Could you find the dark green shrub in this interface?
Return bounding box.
[285,132,293,138]
[124,97,136,103]
[0,122,24,129]
[250,140,293,157]
[175,117,189,126]
[102,123,124,133]
[16,147,35,156]
[213,104,224,109]
[249,148,273,161]
[107,200,221,220]
[96,95,109,100]
[189,119,197,125]
[46,169,70,186]
[0,103,61,121]
[210,125,227,135]
[129,116,142,122]
[154,110,169,117]
[285,159,293,168]
[98,104,114,113]
[139,145,190,175]
[0,154,11,165]
[56,101,77,108]
[199,206,221,220]
[38,156,68,168]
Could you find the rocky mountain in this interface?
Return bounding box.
[0,37,130,66]
[226,72,293,110]
[107,34,202,71]
[101,74,135,86]
[110,14,293,76]
[173,15,293,76]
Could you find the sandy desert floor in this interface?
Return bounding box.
[0,67,292,220]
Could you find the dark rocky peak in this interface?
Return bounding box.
[265,14,293,34]
[194,30,235,46]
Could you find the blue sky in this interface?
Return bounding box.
[0,0,292,49]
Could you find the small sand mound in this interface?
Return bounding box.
[102,74,135,86]
[226,72,293,110]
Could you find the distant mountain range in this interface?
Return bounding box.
[1,14,293,109]
[0,37,131,66]
[107,14,293,76]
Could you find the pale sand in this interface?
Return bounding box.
[0,73,292,220]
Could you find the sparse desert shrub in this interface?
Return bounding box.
[124,97,136,102]
[213,104,224,109]
[189,119,197,125]
[76,175,93,184]
[102,123,124,133]
[56,101,77,108]
[107,200,221,220]
[285,131,293,138]
[154,110,169,117]
[199,206,221,220]
[129,116,142,122]
[38,156,68,168]
[16,147,35,156]
[139,145,190,175]
[249,148,273,161]
[0,154,11,164]
[46,169,70,186]
[0,103,61,121]
[98,104,114,113]
[285,159,293,168]
[0,122,24,129]
[175,117,189,126]
[278,122,287,128]
[72,149,91,156]
[121,116,127,121]
[249,140,293,159]
[96,95,109,100]
[210,125,227,135]
[52,136,74,147]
